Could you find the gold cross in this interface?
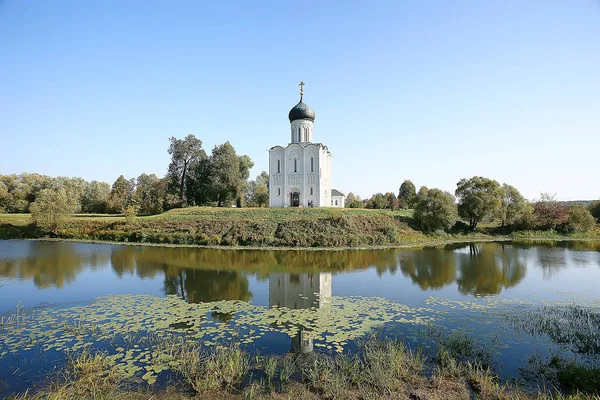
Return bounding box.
[299,81,305,97]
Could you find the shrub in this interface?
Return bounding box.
[29,188,76,234]
[560,206,596,233]
[413,189,458,232]
[532,194,569,230]
[589,200,600,222]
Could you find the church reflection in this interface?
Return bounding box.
[269,273,332,354]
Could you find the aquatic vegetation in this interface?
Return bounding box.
[0,293,438,387]
[508,302,600,357]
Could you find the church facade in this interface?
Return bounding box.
[269,83,344,208]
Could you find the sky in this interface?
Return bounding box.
[1,0,599,201]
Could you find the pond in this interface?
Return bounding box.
[0,239,599,395]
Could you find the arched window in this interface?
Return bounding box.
[310,187,313,195]
[294,159,297,173]
[278,188,281,196]
[277,159,280,174]
[310,157,314,172]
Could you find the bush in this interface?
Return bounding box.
[559,206,596,233]
[532,194,569,230]
[29,188,76,234]
[589,200,600,222]
[413,189,458,233]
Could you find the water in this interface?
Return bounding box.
[0,239,599,395]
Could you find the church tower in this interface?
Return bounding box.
[268,83,344,208]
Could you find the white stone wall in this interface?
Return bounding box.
[290,119,314,143]
[270,142,331,208]
[331,195,345,208]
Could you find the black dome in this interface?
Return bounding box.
[288,99,315,122]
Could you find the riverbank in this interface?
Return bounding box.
[1,208,598,250]
[7,335,598,400]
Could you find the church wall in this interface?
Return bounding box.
[290,119,314,143]
[269,147,285,208]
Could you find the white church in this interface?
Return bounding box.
[269,83,345,208]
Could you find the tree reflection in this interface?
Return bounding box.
[456,243,526,295]
[0,241,109,288]
[398,248,457,290]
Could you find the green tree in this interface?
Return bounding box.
[413,188,457,232]
[0,182,9,213]
[589,200,600,222]
[416,186,429,202]
[106,175,135,213]
[385,192,398,210]
[398,180,416,209]
[561,206,596,233]
[499,184,532,227]
[344,192,356,207]
[455,176,503,230]
[348,200,362,208]
[245,171,269,207]
[134,173,164,214]
[167,134,206,205]
[29,188,76,234]
[366,193,386,209]
[208,142,254,207]
[81,181,111,213]
[254,185,269,207]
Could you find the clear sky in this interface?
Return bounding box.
[1,0,599,201]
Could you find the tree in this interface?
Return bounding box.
[416,186,429,202]
[499,184,532,227]
[254,185,269,207]
[236,155,254,207]
[134,174,164,214]
[398,180,416,209]
[532,193,569,230]
[167,134,206,205]
[347,200,363,208]
[0,182,9,213]
[30,188,76,234]
[561,206,596,233]
[589,200,600,222]
[413,188,458,232]
[366,193,387,209]
[208,142,254,207]
[186,158,214,206]
[345,192,356,207]
[455,177,503,230]
[81,181,111,213]
[245,171,269,207]
[106,175,135,213]
[384,192,398,210]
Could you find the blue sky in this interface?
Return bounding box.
[1,0,599,201]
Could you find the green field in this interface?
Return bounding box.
[1,207,597,248]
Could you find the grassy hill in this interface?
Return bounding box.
[0,207,436,248]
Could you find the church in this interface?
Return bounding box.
[269,83,345,208]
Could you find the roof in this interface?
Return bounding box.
[331,189,345,197]
[288,99,316,122]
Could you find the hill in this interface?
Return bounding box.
[1,207,434,248]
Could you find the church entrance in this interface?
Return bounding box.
[291,192,300,207]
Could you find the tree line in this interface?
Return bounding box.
[346,177,600,233]
[0,134,270,219]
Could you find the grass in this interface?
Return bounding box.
[6,335,600,400]
[0,207,598,249]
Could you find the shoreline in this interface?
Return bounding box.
[3,234,598,251]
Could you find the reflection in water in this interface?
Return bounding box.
[456,243,526,295]
[0,240,599,297]
[0,241,110,288]
[398,248,457,290]
[269,273,332,353]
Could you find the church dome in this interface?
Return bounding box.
[288,99,315,122]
